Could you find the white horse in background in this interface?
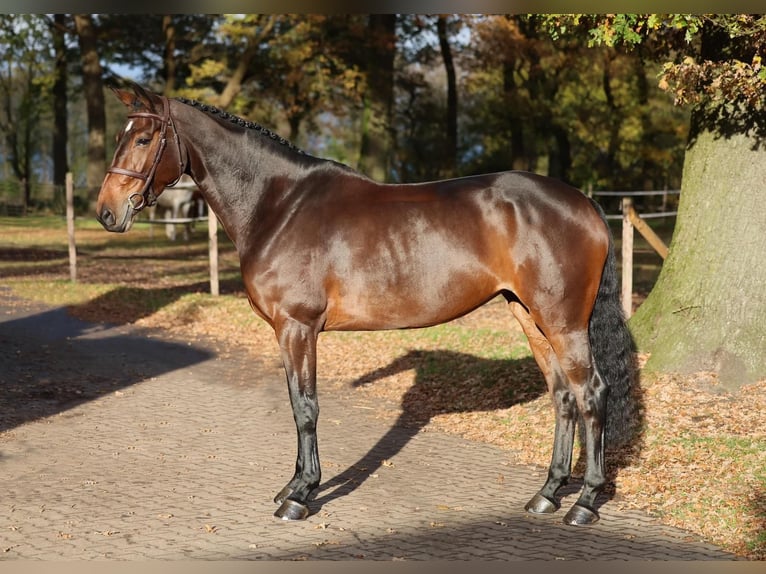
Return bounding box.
[148,174,205,240]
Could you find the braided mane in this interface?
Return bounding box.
[175,97,305,155]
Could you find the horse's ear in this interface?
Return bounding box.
[110,85,142,109]
[131,83,161,112]
[109,81,160,113]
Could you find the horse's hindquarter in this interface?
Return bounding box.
[243,169,608,333]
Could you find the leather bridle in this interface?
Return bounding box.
[107,96,186,212]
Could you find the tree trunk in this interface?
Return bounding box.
[52,14,69,194]
[502,56,527,172]
[437,15,458,177]
[162,15,177,95]
[630,113,766,388]
[217,15,277,109]
[22,78,32,209]
[547,124,571,183]
[74,14,106,200]
[601,50,621,183]
[358,14,396,182]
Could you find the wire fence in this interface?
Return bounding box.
[589,189,680,220]
[0,179,92,216]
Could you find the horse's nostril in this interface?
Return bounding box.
[100,207,115,227]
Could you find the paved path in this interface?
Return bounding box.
[0,289,739,560]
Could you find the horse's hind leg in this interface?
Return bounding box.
[509,303,577,515]
[272,316,322,521]
[547,329,608,525]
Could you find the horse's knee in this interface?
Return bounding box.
[292,394,319,429]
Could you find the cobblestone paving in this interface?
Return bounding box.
[0,290,739,560]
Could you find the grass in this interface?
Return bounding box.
[1,214,765,559]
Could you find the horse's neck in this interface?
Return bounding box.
[175,108,307,248]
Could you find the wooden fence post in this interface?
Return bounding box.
[208,205,219,296]
[66,172,77,283]
[621,197,633,317]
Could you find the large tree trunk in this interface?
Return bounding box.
[629,112,766,388]
[74,14,105,200]
[358,14,396,182]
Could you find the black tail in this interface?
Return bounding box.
[587,199,639,447]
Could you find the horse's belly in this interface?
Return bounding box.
[324,266,502,331]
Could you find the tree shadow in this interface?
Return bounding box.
[313,348,645,517]
[65,280,244,326]
[313,350,547,508]
[0,301,214,438]
[0,246,70,280]
[0,246,67,262]
[687,101,766,151]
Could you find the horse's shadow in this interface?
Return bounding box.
[312,348,644,516]
[312,349,547,508]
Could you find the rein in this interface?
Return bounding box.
[107,96,186,211]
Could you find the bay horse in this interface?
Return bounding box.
[96,83,635,525]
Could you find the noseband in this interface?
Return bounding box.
[107,96,186,211]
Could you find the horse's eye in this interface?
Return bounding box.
[136,137,152,147]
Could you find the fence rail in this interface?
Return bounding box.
[590,189,680,197]
[590,189,680,220]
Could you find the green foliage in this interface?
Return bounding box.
[6,13,759,194]
[587,14,646,47]
[462,15,688,190]
[96,15,218,88]
[0,14,56,191]
[569,14,766,116]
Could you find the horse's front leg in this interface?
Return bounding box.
[272,316,321,521]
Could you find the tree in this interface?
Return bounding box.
[357,14,397,182]
[392,14,466,182]
[0,14,54,209]
[51,14,69,190]
[577,14,766,387]
[255,15,366,143]
[93,14,218,92]
[465,14,688,187]
[437,15,458,176]
[73,14,105,199]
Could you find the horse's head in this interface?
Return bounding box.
[96,83,186,232]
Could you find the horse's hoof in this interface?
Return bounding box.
[274,499,310,521]
[274,486,317,505]
[563,503,599,526]
[525,493,560,515]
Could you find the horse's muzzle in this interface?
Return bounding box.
[96,204,134,233]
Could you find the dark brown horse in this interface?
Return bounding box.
[96,83,635,525]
